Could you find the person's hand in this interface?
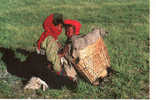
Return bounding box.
[40,48,46,55]
[58,45,69,58]
[36,48,40,54]
[60,57,77,82]
[36,48,45,55]
[57,41,62,48]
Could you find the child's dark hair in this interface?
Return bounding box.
[53,13,64,26]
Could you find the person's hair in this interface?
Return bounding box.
[53,13,64,26]
[64,24,75,33]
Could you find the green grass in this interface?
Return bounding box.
[0,0,149,99]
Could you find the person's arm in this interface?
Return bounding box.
[49,24,62,36]
[74,21,81,35]
[37,32,46,50]
[37,14,53,50]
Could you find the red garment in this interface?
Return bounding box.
[64,19,81,35]
[37,14,62,50]
[37,15,81,50]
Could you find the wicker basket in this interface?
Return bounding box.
[75,37,110,83]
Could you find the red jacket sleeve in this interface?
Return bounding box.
[37,32,46,50]
[37,14,62,50]
[43,14,62,38]
[64,19,81,35]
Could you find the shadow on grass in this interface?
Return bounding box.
[0,47,77,90]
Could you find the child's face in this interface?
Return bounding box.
[55,24,63,32]
[66,26,74,38]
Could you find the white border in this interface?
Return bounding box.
[150,0,156,99]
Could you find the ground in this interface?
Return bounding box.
[0,0,149,99]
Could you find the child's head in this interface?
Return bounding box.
[53,13,64,26]
[64,24,76,38]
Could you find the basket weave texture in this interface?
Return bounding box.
[76,37,110,83]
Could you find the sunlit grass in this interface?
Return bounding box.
[0,0,149,99]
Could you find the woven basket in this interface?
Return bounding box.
[75,37,110,83]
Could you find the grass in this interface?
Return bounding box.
[0,0,149,99]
